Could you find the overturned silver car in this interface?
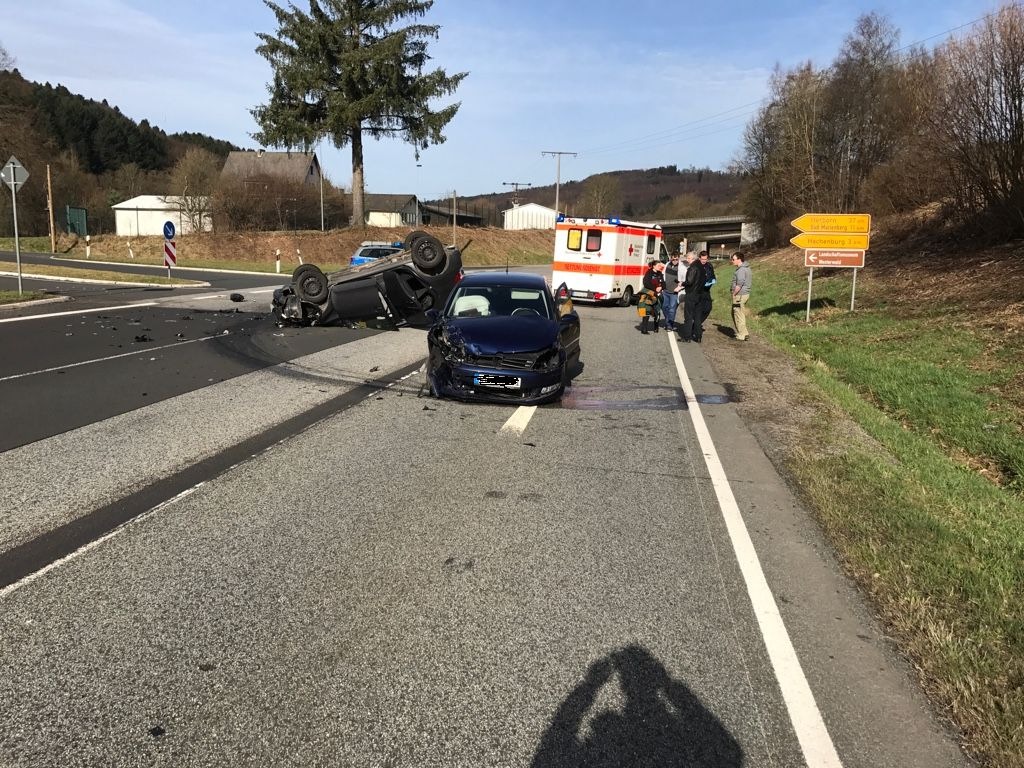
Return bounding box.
[271,230,464,328]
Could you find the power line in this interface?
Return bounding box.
[578,100,764,156]
[502,181,531,205]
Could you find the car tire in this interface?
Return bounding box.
[619,286,635,307]
[421,367,440,398]
[408,233,447,274]
[292,264,329,304]
[403,229,427,251]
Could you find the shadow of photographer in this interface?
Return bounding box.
[531,644,743,767]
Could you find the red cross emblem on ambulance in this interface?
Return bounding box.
[628,244,634,256]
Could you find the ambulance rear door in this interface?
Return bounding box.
[552,221,617,302]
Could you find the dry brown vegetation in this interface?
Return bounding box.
[64,225,558,271]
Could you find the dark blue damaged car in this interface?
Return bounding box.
[424,272,581,404]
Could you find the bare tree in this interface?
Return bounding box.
[579,174,623,216]
[860,48,947,214]
[0,42,14,71]
[737,100,788,245]
[822,13,905,211]
[167,147,221,233]
[932,4,1024,235]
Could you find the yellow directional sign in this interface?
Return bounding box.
[790,232,869,250]
[791,213,871,233]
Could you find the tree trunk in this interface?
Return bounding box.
[351,126,365,228]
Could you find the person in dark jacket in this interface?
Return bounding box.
[678,253,703,342]
[696,250,717,335]
[637,260,663,334]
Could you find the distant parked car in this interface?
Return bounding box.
[424,272,581,404]
[271,231,463,328]
[350,241,404,267]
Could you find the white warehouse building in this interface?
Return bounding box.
[502,202,557,230]
[112,195,212,237]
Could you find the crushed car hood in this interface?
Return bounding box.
[444,316,558,354]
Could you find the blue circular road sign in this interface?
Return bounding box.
[163,220,175,240]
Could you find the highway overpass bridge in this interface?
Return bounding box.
[651,214,758,254]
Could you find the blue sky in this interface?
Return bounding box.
[4,0,996,199]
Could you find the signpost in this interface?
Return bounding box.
[803,249,865,268]
[1,156,29,295]
[791,213,871,233]
[791,212,871,321]
[790,232,869,250]
[163,220,176,276]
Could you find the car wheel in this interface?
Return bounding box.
[403,229,429,251]
[421,367,441,398]
[292,264,329,304]
[619,286,634,307]
[409,233,447,274]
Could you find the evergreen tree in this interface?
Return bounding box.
[252,0,466,226]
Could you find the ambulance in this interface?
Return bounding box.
[551,215,668,305]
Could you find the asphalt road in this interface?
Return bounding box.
[0,264,970,767]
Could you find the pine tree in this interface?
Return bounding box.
[252,0,466,227]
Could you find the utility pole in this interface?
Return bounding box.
[451,189,457,245]
[541,150,576,214]
[46,165,56,253]
[502,181,531,206]
[317,145,325,231]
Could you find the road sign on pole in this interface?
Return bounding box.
[792,211,871,319]
[1,156,29,192]
[804,249,866,268]
[163,220,176,240]
[164,240,177,270]
[791,213,871,234]
[790,232,869,250]
[1,156,29,295]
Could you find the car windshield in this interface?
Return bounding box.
[447,286,552,320]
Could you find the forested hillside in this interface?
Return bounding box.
[0,68,238,236]
[441,165,743,225]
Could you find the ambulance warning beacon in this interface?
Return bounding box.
[551,214,667,306]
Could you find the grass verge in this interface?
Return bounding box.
[722,258,1024,766]
[0,261,203,286]
[0,237,53,253]
[0,290,49,305]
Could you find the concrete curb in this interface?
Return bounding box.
[51,256,284,277]
[0,271,210,289]
[0,295,72,311]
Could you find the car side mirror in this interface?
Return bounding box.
[425,308,442,323]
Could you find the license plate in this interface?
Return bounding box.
[571,290,588,298]
[473,374,522,389]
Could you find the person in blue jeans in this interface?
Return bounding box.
[660,253,683,331]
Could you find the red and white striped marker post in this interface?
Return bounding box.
[164,239,176,276]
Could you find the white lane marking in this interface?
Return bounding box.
[0,484,204,601]
[499,405,537,435]
[0,302,158,324]
[668,335,844,768]
[0,336,218,383]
